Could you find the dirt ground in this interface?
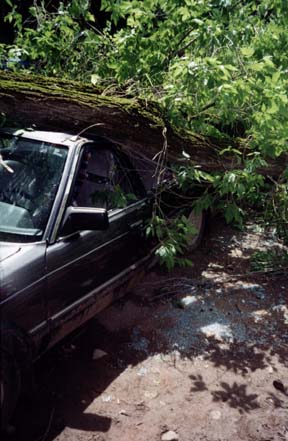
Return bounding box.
[7,218,288,441]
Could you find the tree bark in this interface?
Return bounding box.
[0,72,286,175]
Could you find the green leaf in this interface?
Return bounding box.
[249,62,264,71]
[271,71,281,84]
[91,74,100,85]
[267,101,279,114]
[240,47,254,57]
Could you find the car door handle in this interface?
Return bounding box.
[129,220,144,231]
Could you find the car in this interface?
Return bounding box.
[0,128,206,428]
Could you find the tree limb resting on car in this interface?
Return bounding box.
[0,72,286,176]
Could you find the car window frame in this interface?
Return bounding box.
[46,139,85,244]
[73,143,147,210]
[51,140,147,242]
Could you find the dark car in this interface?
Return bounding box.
[0,128,205,427]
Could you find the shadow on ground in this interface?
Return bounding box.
[7,217,288,441]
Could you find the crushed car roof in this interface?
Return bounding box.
[0,128,88,148]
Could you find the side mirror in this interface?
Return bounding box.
[62,206,109,234]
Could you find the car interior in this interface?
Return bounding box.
[0,137,67,234]
[74,146,138,210]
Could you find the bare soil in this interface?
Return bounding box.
[6,218,288,441]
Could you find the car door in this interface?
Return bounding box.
[45,142,150,345]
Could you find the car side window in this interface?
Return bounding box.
[73,146,137,210]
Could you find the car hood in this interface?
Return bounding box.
[0,243,22,262]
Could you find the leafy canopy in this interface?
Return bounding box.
[4,1,288,153]
[2,0,288,263]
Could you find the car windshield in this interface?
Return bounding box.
[0,135,68,242]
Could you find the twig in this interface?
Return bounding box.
[75,123,105,138]
[229,267,288,278]
[0,153,14,173]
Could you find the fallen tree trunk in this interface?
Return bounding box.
[0,72,286,175]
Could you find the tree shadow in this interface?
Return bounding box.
[267,392,288,409]
[211,382,260,414]
[6,217,288,440]
[9,328,115,441]
[204,339,268,375]
[270,344,288,368]
[189,374,208,392]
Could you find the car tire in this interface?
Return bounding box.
[186,209,206,251]
[0,349,21,431]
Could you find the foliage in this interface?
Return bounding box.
[146,214,196,271]
[91,185,137,209]
[250,248,288,272]
[2,0,288,267]
[174,152,268,227]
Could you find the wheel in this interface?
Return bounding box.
[0,350,21,431]
[186,209,206,251]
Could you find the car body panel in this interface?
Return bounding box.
[0,129,155,358]
[0,127,206,426]
[0,242,47,341]
[46,249,154,350]
[46,213,133,316]
[0,127,201,363]
[0,243,21,263]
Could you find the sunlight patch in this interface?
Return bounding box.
[200,322,233,342]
